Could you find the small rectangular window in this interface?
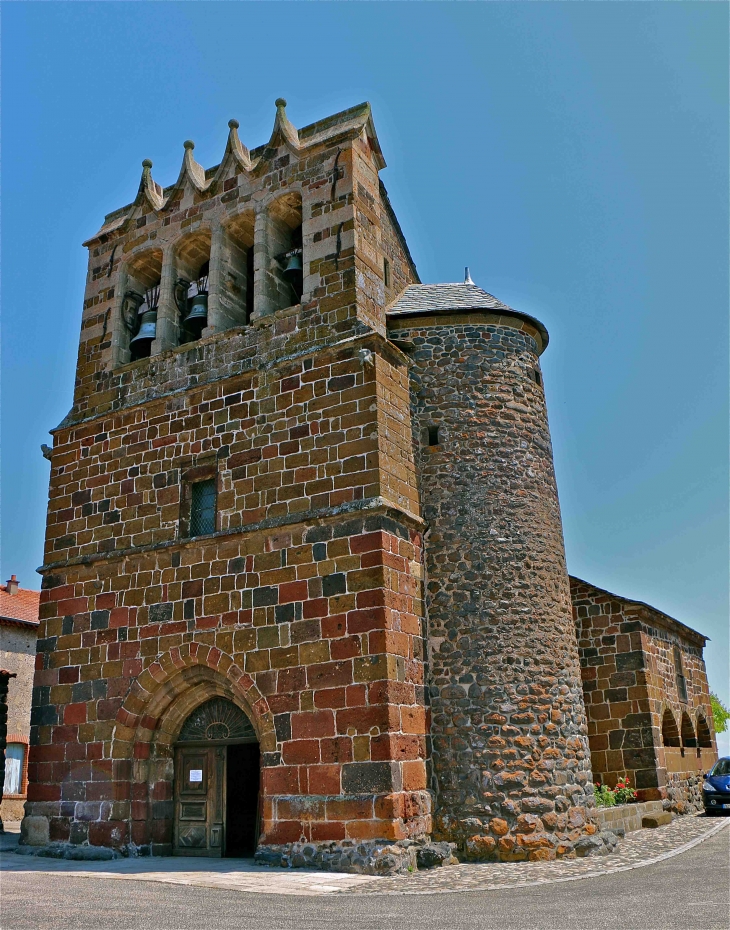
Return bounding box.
[383,258,391,288]
[189,479,217,537]
[4,743,25,795]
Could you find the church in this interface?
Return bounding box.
[21,101,716,872]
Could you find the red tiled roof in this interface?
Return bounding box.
[0,583,40,627]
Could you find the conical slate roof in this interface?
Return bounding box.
[387,282,514,316]
[386,281,549,350]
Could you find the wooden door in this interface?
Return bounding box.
[173,746,226,857]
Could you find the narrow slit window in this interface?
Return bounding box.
[427,424,440,447]
[383,258,391,288]
[674,646,688,704]
[189,479,217,537]
[533,369,542,387]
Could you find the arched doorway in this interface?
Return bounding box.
[174,698,260,858]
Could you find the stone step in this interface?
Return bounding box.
[641,812,673,829]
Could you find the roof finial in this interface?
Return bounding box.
[269,97,299,150]
[181,139,208,193]
[139,159,163,210]
[465,267,474,285]
[225,118,252,171]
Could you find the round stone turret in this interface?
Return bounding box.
[388,282,599,861]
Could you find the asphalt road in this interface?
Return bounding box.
[1,828,728,930]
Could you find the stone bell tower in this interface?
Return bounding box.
[23,100,433,870]
[388,277,600,861]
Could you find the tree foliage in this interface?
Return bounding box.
[710,692,730,735]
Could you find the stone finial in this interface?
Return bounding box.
[182,139,208,192]
[226,118,252,171]
[139,158,164,211]
[269,97,299,150]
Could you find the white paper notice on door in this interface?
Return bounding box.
[189,769,203,783]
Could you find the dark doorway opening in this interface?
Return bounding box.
[225,742,260,857]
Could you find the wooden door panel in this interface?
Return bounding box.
[174,747,224,857]
[177,824,208,849]
[179,801,207,821]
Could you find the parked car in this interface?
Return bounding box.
[702,757,730,815]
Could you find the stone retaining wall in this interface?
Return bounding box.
[593,800,664,834]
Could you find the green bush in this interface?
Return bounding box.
[613,777,638,805]
[594,783,616,807]
[593,777,638,807]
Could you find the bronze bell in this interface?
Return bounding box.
[283,251,303,282]
[130,308,157,345]
[183,292,208,326]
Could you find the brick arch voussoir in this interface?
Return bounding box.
[112,645,275,759]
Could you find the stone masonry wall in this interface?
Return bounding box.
[379,182,418,308]
[388,312,598,862]
[0,623,37,821]
[571,577,715,810]
[43,337,416,570]
[28,330,430,852]
[27,511,429,852]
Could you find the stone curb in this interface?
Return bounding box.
[341,818,730,896]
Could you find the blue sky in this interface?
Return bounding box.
[2,3,728,747]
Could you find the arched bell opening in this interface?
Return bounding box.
[661,708,680,748]
[174,229,212,345]
[218,211,255,329]
[264,192,303,312]
[122,248,163,362]
[696,712,712,749]
[173,697,260,859]
[680,711,696,750]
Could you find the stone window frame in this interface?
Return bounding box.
[422,423,441,448]
[2,733,29,798]
[178,455,220,540]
